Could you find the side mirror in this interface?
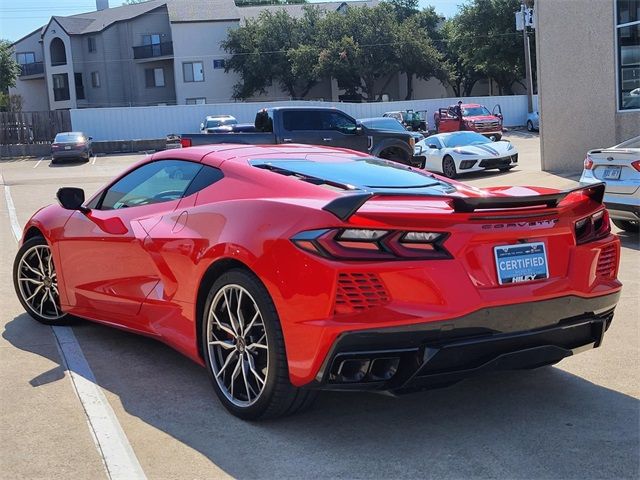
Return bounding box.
[88,136,93,141]
[428,144,439,149]
[200,123,205,130]
[57,187,89,213]
[355,125,363,134]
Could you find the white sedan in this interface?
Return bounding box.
[580,135,639,233]
[414,131,518,178]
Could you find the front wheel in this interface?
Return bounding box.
[202,269,316,420]
[612,219,639,233]
[13,236,70,325]
[442,155,458,179]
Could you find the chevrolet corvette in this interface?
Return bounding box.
[13,144,621,419]
[415,131,518,178]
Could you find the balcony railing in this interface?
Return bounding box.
[133,41,173,60]
[19,62,44,76]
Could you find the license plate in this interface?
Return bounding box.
[494,242,549,285]
[603,166,621,180]
[64,146,71,150]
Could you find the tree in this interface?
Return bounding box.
[440,19,483,96]
[315,4,399,101]
[0,39,21,95]
[222,7,321,99]
[449,0,525,95]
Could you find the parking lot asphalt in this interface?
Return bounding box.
[1,134,638,479]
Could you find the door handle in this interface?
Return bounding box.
[322,138,333,141]
[283,138,293,143]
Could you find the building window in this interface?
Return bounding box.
[16,52,36,65]
[50,37,67,66]
[91,71,100,88]
[74,73,85,100]
[88,36,97,53]
[52,73,70,101]
[145,67,165,88]
[617,0,640,110]
[183,61,204,82]
[142,34,161,56]
[213,59,225,69]
[186,98,206,105]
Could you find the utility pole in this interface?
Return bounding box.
[516,2,535,113]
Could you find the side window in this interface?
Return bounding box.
[99,160,202,210]
[320,112,357,134]
[184,165,224,197]
[282,111,320,131]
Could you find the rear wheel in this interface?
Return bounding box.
[13,236,70,325]
[527,120,534,132]
[202,269,316,420]
[442,155,458,179]
[612,219,639,233]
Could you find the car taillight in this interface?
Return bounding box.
[180,137,192,148]
[631,160,640,172]
[291,228,451,260]
[584,154,594,170]
[574,209,610,244]
[51,144,60,150]
[76,143,85,147]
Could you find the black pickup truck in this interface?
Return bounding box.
[177,107,422,167]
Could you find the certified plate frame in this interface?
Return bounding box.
[493,241,549,285]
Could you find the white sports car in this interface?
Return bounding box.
[414,131,518,178]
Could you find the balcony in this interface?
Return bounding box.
[133,42,173,60]
[19,62,44,77]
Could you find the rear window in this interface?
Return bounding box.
[251,158,454,192]
[55,133,84,143]
[361,118,405,131]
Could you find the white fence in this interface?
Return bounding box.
[71,95,538,142]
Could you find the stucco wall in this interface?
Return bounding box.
[537,0,639,172]
[9,30,50,111]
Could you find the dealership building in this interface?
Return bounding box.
[537,0,640,171]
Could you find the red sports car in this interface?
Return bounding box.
[13,144,621,420]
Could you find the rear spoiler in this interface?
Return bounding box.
[323,182,606,221]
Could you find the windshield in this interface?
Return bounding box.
[442,132,491,148]
[361,118,405,132]
[54,133,85,143]
[462,106,491,116]
[206,118,237,128]
[402,112,420,122]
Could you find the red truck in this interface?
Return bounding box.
[434,103,504,140]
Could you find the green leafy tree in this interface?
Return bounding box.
[0,39,21,95]
[440,19,483,96]
[451,0,525,95]
[222,7,321,99]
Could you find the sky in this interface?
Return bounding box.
[0,0,463,42]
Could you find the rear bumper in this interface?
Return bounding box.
[604,201,640,221]
[52,150,89,159]
[310,292,619,393]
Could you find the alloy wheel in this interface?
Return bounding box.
[443,157,457,178]
[206,284,269,407]
[16,244,65,321]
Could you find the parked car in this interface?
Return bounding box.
[434,103,503,140]
[200,115,238,133]
[414,131,518,178]
[181,107,422,167]
[13,144,621,420]
[527,111,539,132]
[51,132,93,163]
[580,135,640,233]
[359,117,425,142]
[382,110,428,132]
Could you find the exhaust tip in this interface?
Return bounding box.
[332,359,370,383]
[369,357,400,381]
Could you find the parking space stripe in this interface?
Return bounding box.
[33,157,45,169]
[92,155,97,165]
[1,172,146,480]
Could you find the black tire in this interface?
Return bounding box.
[494,134,502,141]
[13,236,72,325]
[379,147,410,165]
[442,155,458,179]
[201,268,317,420]
[612,219,639,233]
[527,120,534,132]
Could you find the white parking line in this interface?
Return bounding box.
[33,157,45,169]
[1,172,146,480]
[91,155,97,165]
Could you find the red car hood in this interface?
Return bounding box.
[464,115,501,122]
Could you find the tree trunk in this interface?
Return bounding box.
[362,77,376,102]
[405,72,414,101]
